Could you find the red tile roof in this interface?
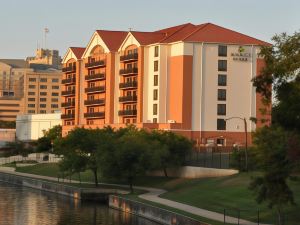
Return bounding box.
[130,31,166,45]
[96,30,127,51]
[70,47,85,59]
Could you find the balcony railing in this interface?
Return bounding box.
[118,109,137,116]
[61,114,75,119]
[61,101,75,108]
[119,81,137,89]
[61,90,75,96]
[119,67,138,75]
[84,99,105,106]
[119,95,137,103]
[62,78,76,84]
[85,86,105,93]
[120,53,138,62]
[62,66,76,73]
[84,112,105,118]
[85,73,105,81]
[85,60,105,68]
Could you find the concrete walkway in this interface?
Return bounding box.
[0,166,270,225]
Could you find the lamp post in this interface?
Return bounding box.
[225,117,248,172]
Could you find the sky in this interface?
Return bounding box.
[0,0,299,59]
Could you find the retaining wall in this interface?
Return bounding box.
[109,195,210,225]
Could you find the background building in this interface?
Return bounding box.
[0,48,62,122]
[16,113,61,141]
[61,23,271,146]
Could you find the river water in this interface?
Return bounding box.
[0,182,159,225]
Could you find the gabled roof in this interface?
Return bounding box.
[0,59,28,68]
[96,30,127,51]
[183,23,271,46]
[130,31,166,45]
[70,47,85,59]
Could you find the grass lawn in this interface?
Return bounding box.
[15,163,300,225]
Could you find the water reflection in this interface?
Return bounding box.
[0,182,158,225]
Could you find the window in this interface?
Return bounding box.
[52,78,59,83]
[125,119,130,124]
[52,85,59,89]
[218,60,227,71]
[51,104,58,108]
[133,118,136,123]
[28,92,35,96]
[154,60,158,72]
[40,85,47,89]
[154,46,159,57]
[29,78,36,82]
[40,92,47,96]
[40,110,46,114]
[218,74,227,86]
[153,118,157,123]
[29,85,36,89]
[154,75,158,86]
[218,89,226,101]
[218,45,227,57]
[153,89,158,100]
[217,104,226,115]
[40,78,47,82]
[217,119,226,130]
[153,104,158,115]
[28,104,35,108]
[87,120,94,125]
[40,104,46,108]
[28,98,35,102]
[40,98,47,102]
[28,110,35,113]
[217,138,225,146]
[52,98,59,102]
[52,92,59,96]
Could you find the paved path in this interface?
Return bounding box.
[0,166,270,225]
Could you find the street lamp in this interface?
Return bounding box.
[225,117,248,172]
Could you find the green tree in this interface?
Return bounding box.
[36,125,62,152]
[250,126,295,224]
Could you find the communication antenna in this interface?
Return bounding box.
[128,27,133,32]
[44,27,49,49]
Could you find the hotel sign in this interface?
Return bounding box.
[231,46,251,61]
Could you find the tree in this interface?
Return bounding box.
[36,125,62,152]
[250,126,295,225]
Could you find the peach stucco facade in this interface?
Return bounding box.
[61,23,271,147]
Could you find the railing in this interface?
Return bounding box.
[120,53,138,62]
[62,78,76,84]
[119,81,138,89]
[119,95,137,103]
[85,60,105,68]
[84,99,105,106]
[84,112,105,118]
[119,67,138,75]
[61,102,75,108]
[61,114,75,119]
[84,86,105,93]
[61,90,75,96]
[118,109,137,116]
[85,73,105,81]
[62,66,76,73]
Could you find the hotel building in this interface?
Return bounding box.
[61,23,270,146]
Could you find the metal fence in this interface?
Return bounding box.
[185,146,234,169]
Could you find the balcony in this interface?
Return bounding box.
[120,53,138,62]
[85,86,105,93]
[118,109,137,116]
[61,90,75,96]
[119,67,138,76]
[61,114,75,119]
[84,112,105,118]
[84,99,105,106]
[119,95,137,103]
[62,77,76,84]
[62,66,76,73]
[85,73,105,81]
[61,101,75,108]
[85,60,105,68]
[119,81,137,89]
